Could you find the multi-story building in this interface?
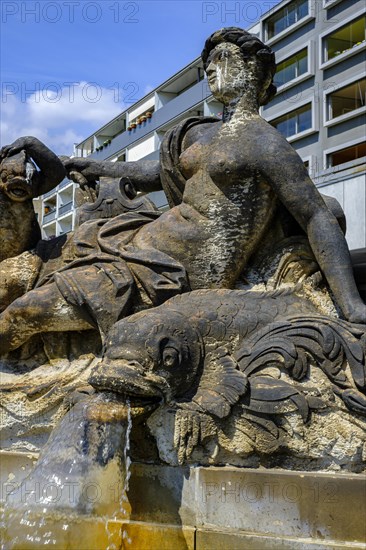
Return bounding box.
[38,0,365,292]
[37,178,75,239]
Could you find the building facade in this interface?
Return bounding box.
[39,0,365,283]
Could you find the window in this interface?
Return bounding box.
[271,104,312,138]
[324,16,366,62]
[327,78,366,120]
[275,48,308,87]
[327,143,366,167]
[266,0,308,39]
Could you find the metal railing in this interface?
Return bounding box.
[58,201,73,216]
[43,210,56,223]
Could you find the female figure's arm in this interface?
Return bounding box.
[63,157,162,194]
[258,131,365,324]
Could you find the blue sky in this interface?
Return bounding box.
[1,0,280,154]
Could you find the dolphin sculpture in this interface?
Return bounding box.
[89,288,366,461]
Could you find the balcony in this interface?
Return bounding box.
[89,80,211,161]
[58,201,73,216]
[43,188,57,199]
[59,179,73,189]
[43,210,56,223]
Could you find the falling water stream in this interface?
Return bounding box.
[1,392,132,550]
[106,398,132,550]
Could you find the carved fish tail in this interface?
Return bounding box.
[236,315,366,416]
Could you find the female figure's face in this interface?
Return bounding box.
[206,42,259,104]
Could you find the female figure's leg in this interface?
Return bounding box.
[0,283,94,354]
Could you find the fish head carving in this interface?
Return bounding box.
[89,309,204,403]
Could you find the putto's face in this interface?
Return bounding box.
[0,152,34,202]
[205,42,259,104]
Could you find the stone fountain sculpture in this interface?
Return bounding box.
[1,28,365,549]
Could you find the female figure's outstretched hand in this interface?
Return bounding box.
[62,157,102,184]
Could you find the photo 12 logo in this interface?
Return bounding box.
[201,1,339,26]
[201,479,339,504]
[201,1,279,24]
[1,2,139,24]
[1,479,131,507]
[1,81,140,104]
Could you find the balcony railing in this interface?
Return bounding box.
[43,210,56,223]
[58,201,73,216]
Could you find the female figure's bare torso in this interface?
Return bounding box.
[134,119,276,289]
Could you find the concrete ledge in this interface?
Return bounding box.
[195,528,366,549]
[1,453,365,549]
[194,467,366,543]
[127,464,366,548]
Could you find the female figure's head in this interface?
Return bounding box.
[201,27,277,107]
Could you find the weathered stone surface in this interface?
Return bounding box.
[0,138,65,263]
[1,29,366,354]
[89,287,366,471]
[0,29,366,548]
[0,352,99,453]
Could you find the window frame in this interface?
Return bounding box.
[109,149,127,163]
[323,137,366,170]
[262,0,315,46]
[319,9,366,69]
[274,40,314,93]
[301,154,318,179]
[323,73,366,127]
[322,0,343,9]
[266,97,317,143]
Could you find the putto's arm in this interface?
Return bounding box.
[0,136,66,195]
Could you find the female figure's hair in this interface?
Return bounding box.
[201,27,277,105]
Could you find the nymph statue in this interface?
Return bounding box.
[1,27,365,474]
[0,28,365,357]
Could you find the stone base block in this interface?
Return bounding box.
[195,528,366,549]
[1,452,365,549]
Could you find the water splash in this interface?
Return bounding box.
[2,392,131,549]
[106,398,132,550]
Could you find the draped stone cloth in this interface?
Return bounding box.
[160,116,219,208]
[36,211,187,336]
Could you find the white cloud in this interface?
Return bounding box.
[143,84,155,95]
[0,82,124,155]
